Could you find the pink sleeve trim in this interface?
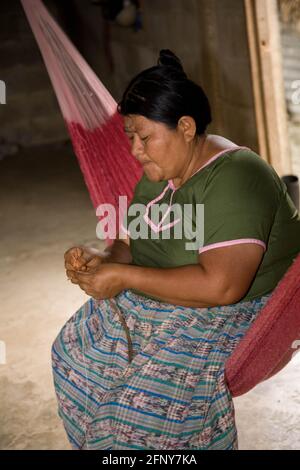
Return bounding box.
[198,238,266,254]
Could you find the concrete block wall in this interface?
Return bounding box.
[0,0,259,151]
[69,0,203,100]
[0,0,67,149]
[70,0,258,151]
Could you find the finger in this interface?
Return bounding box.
[73,255,93,271]
[74,250,99,269]
[71,249,83,268]
[85,266,97,274]
[78,256,101,274]
[86,289,101,298]
[64,246,81,260]
[79,264,87,271]
[66,270,80,285]
[64,248,83,271]
[78,248,102,268]
[66,269,76,279]
[65,261,88,273]
[65,259,75,270]
[77,280,91,289]
[86,257,101,269]
[72,258,88,270]
[73,247,83,259]
[74,270,93,280]
[65,262,78,271]
[78,284,94,296]
[67,272,80,284]
[68,247,83,264]
[84,290,94,297]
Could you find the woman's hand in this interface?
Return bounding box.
[69,263,127,299]
[64,246,104,279]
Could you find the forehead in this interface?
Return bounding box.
[124,115,153,132]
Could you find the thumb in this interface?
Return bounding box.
[85,256,102,271]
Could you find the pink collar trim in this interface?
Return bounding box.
[168,146,250,190]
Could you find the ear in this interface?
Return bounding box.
[178,116,197,142]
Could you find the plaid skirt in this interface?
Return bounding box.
[51,289,272,450]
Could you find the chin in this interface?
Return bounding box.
[143,168,160,182]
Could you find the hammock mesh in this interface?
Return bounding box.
[21,0,142,243]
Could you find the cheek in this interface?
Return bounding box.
[146,140,174,169]
[144,142,163,166]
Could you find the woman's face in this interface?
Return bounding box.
[124,114,195,183]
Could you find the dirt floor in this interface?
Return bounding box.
[0,142,299,450]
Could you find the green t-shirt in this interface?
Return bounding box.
[121,147,300,302]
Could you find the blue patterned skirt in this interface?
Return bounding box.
[51,289,271,450]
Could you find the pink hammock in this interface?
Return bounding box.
[21,0,300,397]
[21,0,142,243]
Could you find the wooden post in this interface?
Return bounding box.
[244,0,291,175]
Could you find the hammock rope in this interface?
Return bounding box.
[21,0,142,244]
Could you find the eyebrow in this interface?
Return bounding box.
[124,127,135,133]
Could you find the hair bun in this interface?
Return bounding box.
[157,49,187,77]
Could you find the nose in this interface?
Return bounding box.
[131,135,145,161]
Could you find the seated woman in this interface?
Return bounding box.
[52,50,300,450]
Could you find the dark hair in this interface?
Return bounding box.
[118,49,212,135]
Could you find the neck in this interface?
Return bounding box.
[172,134,207,189]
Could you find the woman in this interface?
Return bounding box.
[52,50,300,450]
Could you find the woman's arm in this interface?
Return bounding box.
[101,235,133,265]
[72,242,264,307]
[121,243,264,307]
[123,264,220,307]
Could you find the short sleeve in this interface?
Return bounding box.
[199,152,280,254]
